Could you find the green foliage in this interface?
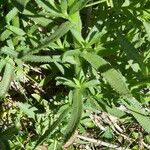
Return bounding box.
[0,58,14,98]
[81,51,130,96]
[62,88,83,144]
[0,0,150,149]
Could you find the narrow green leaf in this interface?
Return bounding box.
[56,77,76,88]
[1,46,18,58]
[117,32,145,72]
[122,8,142,28]
[16,102,38,119]
[0,58,14,99]
[62,88,83,144]
[35,0,61,17]
[21,21,72,56]
[61,0,68,15]
[23,9,52,26]
[89,97,126,118]
[83,80,100,88]
[0,59,6,73]
[5,7,18,23]
[87,32,103,46]
[70,28,84,45]
[143,21,150,41]
[81,52,130,96]
[0,30,12,41]
[123,98,150,133]
[7,25,26,36]
[22,55,54,63]
[69,0,90,15]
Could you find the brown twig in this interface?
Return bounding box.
[77,135,131,150]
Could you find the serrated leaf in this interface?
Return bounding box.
[7,25,26,36]
[0,58,14,99]
[1,46,18,58]
[35,0,61,17]
[0,30,12,41]
[5,7,18,23]
[89,97,126,118]
[22,55,54,63]
[16,102,38,119]
[62,88,83,144]
[81,52,130,96]
[23,9,52,26]
[123,98,150,133]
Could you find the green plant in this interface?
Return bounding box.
[0,0,150,149]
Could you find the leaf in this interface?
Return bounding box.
[70,28,84,45]
[16,102,38,119]
[123,98,150,133]
[102,127,113,139]
[7,25,26,36]
[81,52,130,96]
[1,46,18,58]
[143,21,150,41]
[89,97,126,118]
[0,30,12,41]
[83,79,100,88]
[62,88,83,144]
[12,0,30,12]
[56,77,76,88]
[34,108,69,148]
[117,32,145,72]
[0,58,14,99]
[0,59,6,73]
[69,11,82,32]
[35,0,61,17]
[61,0,68,15]
[5,7,18,23]
[21,21,72,56]
[87,32,103,46]
[122,8,143,28]
[69,0,90,15]
[22,55,54,63]
[54,61,64,74]
[23,9,52,26]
